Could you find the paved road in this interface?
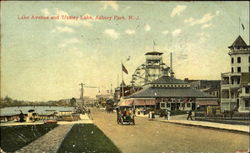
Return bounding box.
[91,108,249,153]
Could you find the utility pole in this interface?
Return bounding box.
[79,83,85,105]
[110,84,113,97]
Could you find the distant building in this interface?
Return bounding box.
[96,94,112,106]
[114,81,142,102]
[184,79,221,98]
[221,35,250,112]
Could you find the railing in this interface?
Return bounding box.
[221,98,237,103]
[195,111,250,122]
[221,84,240,89]
[239,93,250,97]
[221,72,241,77]
[221,80,229,85]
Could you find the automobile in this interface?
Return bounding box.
[116,106,135,125]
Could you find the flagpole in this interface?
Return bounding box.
[117,74,119,88]
[121,62,124,97]
[239,17,240,36]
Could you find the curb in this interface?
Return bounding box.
[158,120,249,135]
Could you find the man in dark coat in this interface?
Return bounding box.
[19,110,25,122]
[187,110,193,120]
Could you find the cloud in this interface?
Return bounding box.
[122,6,131,12]
[177,53,188,60]
[144,24,151,31]
[201,23,213,29]
[53,26,75,33]
[184,17,194,23]
[58,38,80,48]
[101,1,119,11]
[184,11,220,26]
[215,11,220,15]
[172,29,182,37]
[162,30,169,35]
[104,29,120,39]
[125,29,135,35]
[41,8,95,27]
[171,5,187,17]
[196,32,210,42]
[41,8,50,16]
[55,9,91,27]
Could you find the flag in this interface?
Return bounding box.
[122,64,128,74]
[153,40,156,46]
[241,24,245,30]
[126,56,131,61]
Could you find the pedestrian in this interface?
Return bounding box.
[148,111,152,120]
[19,110,25,122]
[187,110,193,120]
[167,110,171,120]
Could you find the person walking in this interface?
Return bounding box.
[187,110,193,120]
[167,110,171,120]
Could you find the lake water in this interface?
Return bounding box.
[0,106,75,116]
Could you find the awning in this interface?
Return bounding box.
[118,99,134,106]
[133,99,156,106]
[118,99,156,106]
[197,101,218,106]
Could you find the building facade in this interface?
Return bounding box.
[123,75,216,111]
[221,35,250,112]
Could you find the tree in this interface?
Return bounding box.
[70,98,76,107]
[4,96,13,104]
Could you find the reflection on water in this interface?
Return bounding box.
[0,106,75,116]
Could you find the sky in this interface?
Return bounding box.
[1,1,249,101]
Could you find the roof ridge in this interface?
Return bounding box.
[150,76,187,84]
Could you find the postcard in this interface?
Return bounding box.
[0,1,249,153]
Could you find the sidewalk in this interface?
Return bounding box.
[156,115,249,134]
[15,124,73,153]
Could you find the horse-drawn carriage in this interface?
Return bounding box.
[116,106,135,125]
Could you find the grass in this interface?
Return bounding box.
[0,124,58,152]
[57,124,121,153]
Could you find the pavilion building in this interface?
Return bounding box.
[120,73,217,111]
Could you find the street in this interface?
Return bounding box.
[91,108,249,153]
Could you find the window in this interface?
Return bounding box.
[245,100,250,107]
[237,57,241,63]
[182,103,185,107]
[160,102,166,108]
[246,87,250,93]
[167,103,170,107]
[249,66,250,72]
[231,58,234,63]
[237,67,241,72]
[187,103,191,107]
[231,67,234,73]
[249,56,250,62]
[237,79,240,84]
